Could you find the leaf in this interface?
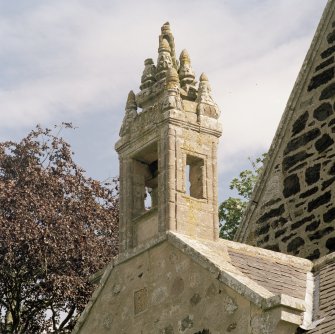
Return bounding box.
[0,124,119,333]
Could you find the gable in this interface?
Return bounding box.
[73,232,313,333]
[236,0,335,261]
[76,240,252,334]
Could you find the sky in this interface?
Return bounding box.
[0,0,328,202]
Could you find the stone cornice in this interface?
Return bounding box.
[115,109,222,153]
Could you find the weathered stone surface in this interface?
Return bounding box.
[288,161,308,173]
[282,233,296,243]
[171,277,184,295]
[292,111,309,136]
[283,174,300,198]
[328,162,335,175]
[196,73,220,119]
[161,325,174,334]
[256,224,270,236]
[271,217,288,229]
[264,244,280,252]
[313,102,333,121]
[259,235,269,244]
[257,204,285,224]
[134,287,148,315]
[315,133,334,153]
[323,207,335,223]
[141,58,157,88]
[190,293,201,306]
[227,322,237,332]
[282,151,313,171]
[299,186,318,198]
[305,163,321,185]
[326,237,335,252]
[315,56,334,71]
[292,215,315,230]
[119,91,137,136]
[321,176,335,190]
[320,82,335,100]
[307,67,334,91]
[306,249,320,260]
[327,29,335,44]
[305,219,320,232]
[287,237,305,254]
[321,45,335,59]
[308,227,334,241]
[275,228,287,238]
[180,315,193,331]
[263,197,282,208]
[308,191,331,212]
[284,128,320,154]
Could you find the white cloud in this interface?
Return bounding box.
[216,35,313,172]
[0,0,328,194]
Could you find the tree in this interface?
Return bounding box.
[219,154,266,240]
[0,124,119,333]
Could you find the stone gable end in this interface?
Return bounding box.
[236,0,335,261]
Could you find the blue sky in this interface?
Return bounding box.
[0,0,328,202]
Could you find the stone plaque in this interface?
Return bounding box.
[134,287,148,315]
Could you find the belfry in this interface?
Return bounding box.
[115,22,222,253]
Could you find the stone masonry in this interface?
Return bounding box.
[236,0,335,261]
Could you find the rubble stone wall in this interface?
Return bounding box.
[242,7,335,261]
[78,242,253,334]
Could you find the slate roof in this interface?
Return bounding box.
[308,254,335,333]
[170,233,312,305]
[73,232,313,333]
[228,248,307,300]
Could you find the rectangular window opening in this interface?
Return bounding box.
[132,143,158,216]
[186,155,204,199]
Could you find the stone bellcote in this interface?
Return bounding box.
[115,22,222,254]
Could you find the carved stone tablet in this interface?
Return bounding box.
[134,287,148,315]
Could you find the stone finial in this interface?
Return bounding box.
[140,58,157,90]
[196,73,220,119]
[162,68,183,111]
[159,22,178,70]
[166,67,179,88]
[199,72,208,82]
[119,90,137,136]
[156,38,173,81]
[161,21,171,33]
[178,49,196,92]
[125,90,137,110]
[158,38,171,53]
[180,49,190,64]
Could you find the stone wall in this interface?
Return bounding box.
[78,241,271,334]
[238,3,335,261]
